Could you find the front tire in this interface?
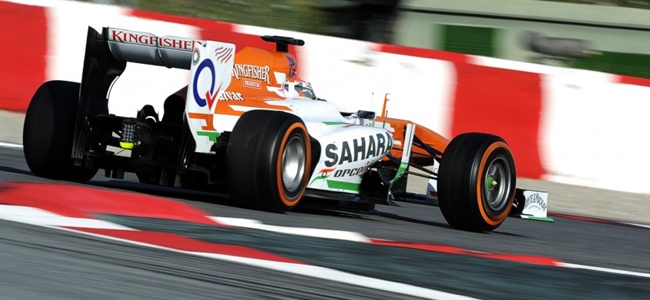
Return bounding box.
[226,110,311,212]
[23,81,97,182]
[438,133,516,232]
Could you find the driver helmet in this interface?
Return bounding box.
[282,79,317,100]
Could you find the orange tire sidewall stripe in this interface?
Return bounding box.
[275,122,311,207]
[475,141,512,226]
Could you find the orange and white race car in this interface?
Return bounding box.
[22,27,551,232]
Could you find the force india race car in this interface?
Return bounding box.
[22,27,551,232]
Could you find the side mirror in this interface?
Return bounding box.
[357,110,376,120]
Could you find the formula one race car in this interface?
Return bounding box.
[22,27,550,232]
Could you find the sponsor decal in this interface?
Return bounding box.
[324,132,393,167]
[215,46,234,63]
[192,59,220,108]
[307,167,363,192]
[309,167,336,185]
[110,29,196,50]
[232,64,270,84]
[334,162,371,178]
[109,29,157,46]
[158,37,194,50]
[243,79,262,89]
[524,192,548,212]
[188,113,219,142]
[192,48,200,65]
[217,91,244,101]
[286,54,297,78]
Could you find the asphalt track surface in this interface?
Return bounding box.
[1,144,650,299]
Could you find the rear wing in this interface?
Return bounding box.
[106,27,201,69]
[72,27,201,160]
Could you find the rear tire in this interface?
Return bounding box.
[226,110,311,212]
[438,133,516,232]
[23,81,97,181]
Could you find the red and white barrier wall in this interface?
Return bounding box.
[3,0,650,195]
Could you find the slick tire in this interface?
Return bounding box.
[226,110,311,212]
[23,81,98,182]
[438,133,516,232]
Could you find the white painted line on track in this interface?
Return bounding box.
[625,222,650,229]
[0,205,134,230]
[559,262,650,279]
[5,204,650,295]
[0,205,479,300]
[2,201,650,300]
[74,227,478,300]
[210,216,372,243]
[64,224,480,300]
[0,142,23,149]
[191,251,481,300]
[6,205,650,282]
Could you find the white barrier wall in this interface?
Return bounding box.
[45,0,198,117]
[473,55,650,194]
[541,72,650,194]
[3,0,650,195]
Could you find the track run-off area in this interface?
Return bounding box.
[0,144,649,299]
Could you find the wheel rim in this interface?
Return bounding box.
[281,134,306,193]
[483,155,512,211]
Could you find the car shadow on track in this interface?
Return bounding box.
[372,210,450,228]
[89,179,236,205]
[1,168,531,235]
[0,166,35,177]
[27,175,523,235]
[88,179,460,229]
